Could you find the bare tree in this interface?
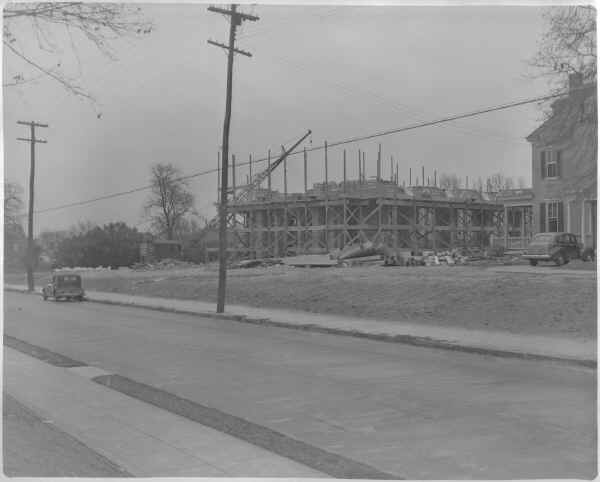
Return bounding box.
[438,173,463,190]
[144,163,195,240]
[3,3,152,101]
[530,6,596,90]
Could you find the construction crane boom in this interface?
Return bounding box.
[204,129,312,231]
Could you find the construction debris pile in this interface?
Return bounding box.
[230,242,524,269]
[131,258,197,271]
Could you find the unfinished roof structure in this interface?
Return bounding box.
[225,178,505,258]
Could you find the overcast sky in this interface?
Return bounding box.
[4,3,553,235]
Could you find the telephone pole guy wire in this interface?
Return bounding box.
[208,3,258,313]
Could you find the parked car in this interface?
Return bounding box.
[522,232,582,266]
[42,272,85,301]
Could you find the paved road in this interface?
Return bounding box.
[3,393,130,477]
[4,292,597,479]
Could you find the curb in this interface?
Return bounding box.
[5,286,596,369]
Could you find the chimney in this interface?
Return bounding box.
[569,72,583,92]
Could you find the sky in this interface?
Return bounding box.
[3,2,554,235]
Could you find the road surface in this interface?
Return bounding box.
[4,291,597,479]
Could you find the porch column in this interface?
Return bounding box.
[504,206,508,248]
[520,207,525,249]
[581,199,586,247]
[566,200,571,233]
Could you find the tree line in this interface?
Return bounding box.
[4,163,209,270]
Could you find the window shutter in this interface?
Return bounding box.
[540,151,546,179]
[539,202,546,232]
[558,202,564,231]
[555,151,561,178]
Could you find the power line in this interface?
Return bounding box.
[30,87,571,217]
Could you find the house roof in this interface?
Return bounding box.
[526,83,597,145]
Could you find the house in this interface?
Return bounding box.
[525,73,597,249]
[139,235,183,263]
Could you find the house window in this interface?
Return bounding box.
[547,201,562,232]
[540,150,561,178]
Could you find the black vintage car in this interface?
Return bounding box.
[42,272,85,301]
[522,232,582,266]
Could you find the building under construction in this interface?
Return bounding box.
[225,178,505,259]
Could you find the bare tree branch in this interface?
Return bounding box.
[529,6,596,90]
[3,2,153,101]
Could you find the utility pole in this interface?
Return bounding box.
[208,4,259,313]
[17,120,48,293]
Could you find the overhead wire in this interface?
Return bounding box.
[32,87,571,216]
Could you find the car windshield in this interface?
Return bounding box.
[56,275,81,287]
[532,234,556,243]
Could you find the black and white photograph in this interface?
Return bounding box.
[2,1,597,479]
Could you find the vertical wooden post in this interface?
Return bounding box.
[249,154,252,182]
[422,166,425,186]
[324,140,328,192]
[377,144,381,181]
[232,154,236,193]
[303,147,308,193]
[466,176,469,189]
[358,149,362,183]
[283,147,287,197]
[520,206,525,247]
[581,199,586,247]
[390,156,393,182]
[267,149,272,194]
[504,206,508,249]
[343,149,347,192]
[434,169,437,187]
[362,152,366,182]
[409,168,412,186]
[395,163,399,186]
[217,151,221,203]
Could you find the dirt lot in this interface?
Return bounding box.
[7,260,596,340]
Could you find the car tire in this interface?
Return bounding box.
[42,294,47,301]
[529,259,538,266]
[554,254,565,266]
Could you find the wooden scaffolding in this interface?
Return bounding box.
[224,180,505,259]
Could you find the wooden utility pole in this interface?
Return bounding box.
[208,4,258,313]
[17,120,48,292]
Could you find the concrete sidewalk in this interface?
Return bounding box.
[5,284,596,365]
[4,346,325,477]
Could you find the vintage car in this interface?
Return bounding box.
[522,232,582,266]
[42,272,85,301]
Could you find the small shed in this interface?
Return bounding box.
[139,239,183,263]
